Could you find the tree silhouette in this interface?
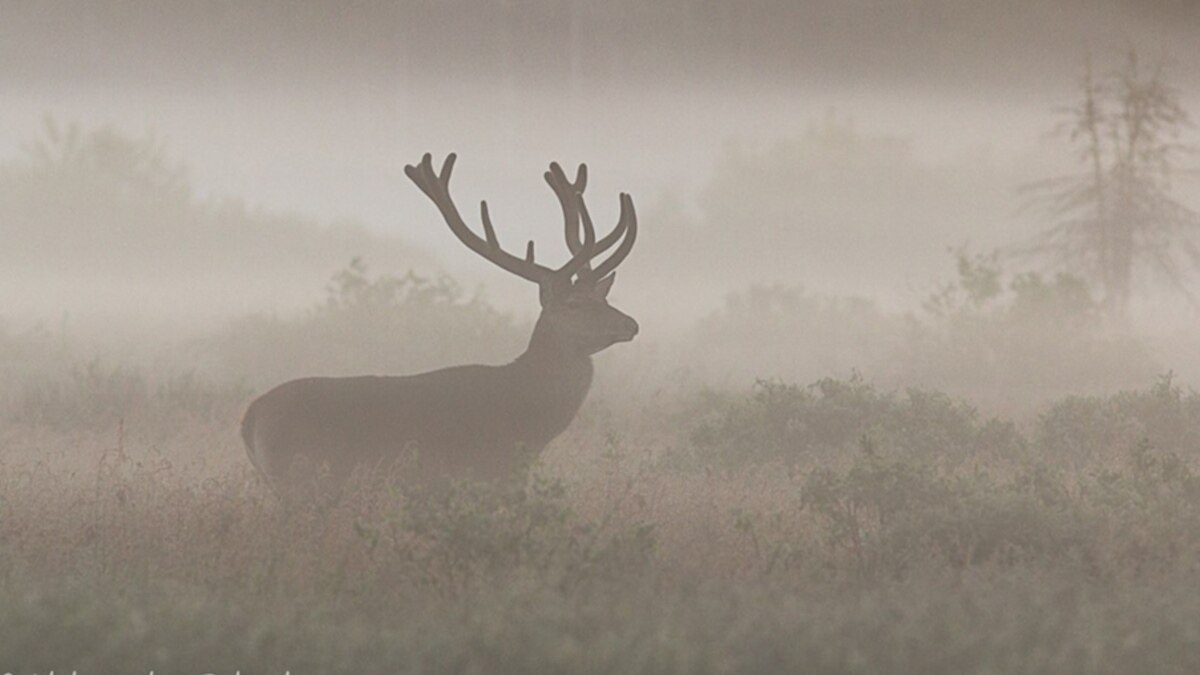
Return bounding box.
[19,115,190,204]
[1024,49,1200,314]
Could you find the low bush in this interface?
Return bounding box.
[7,360,250,432]
[346,474,656,595]
[1036,373,1200,465]
[201,258,525,387]
[799,449,1089,579]
[685,375,1024,467]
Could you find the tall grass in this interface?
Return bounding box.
[2,376,1200,673]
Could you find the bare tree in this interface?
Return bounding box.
[1024,48,1200,314]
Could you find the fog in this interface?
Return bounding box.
[4,3,1200,671]
[4,2,1198,392]
[5,2,1198,324]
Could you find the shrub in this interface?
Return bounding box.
[901,249,1157,410]
[201,258,526,387]
[339,474,657,595]
[7,360,250,432]
[800,448,1088,580]
[691,284,903,385]
[1036,373,1200,465]
[685,375,1024,468]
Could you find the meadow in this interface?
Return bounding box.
[2,293,1199,673]
[2,89,1199,672]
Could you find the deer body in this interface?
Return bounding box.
[243,331,597,486]
[242,154,638,495]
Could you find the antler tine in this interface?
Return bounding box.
[543,161,603,279]
[405,153,555,285]
[545,162,588,254]
[581,193,638,283]
[577,195,629,256]
[545,161,628,280]
[556,190,596,278]
[479,201,500,247]
[437,152,456,183]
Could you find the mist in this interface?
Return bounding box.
[5,2,1198,322]
[3,2,1200,672]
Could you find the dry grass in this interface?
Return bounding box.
[2,380,1200,673]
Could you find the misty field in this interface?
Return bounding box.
[2,116,1200,673]
[4,327,1200,674]
[5,2,1200,673]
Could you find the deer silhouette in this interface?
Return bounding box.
[241,153,638,495]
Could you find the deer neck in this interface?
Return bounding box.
[510,320,595,414]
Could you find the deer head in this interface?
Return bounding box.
[404,154,638,357]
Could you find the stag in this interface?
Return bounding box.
[241,153,638,495]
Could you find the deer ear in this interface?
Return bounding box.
[591,273,616,299]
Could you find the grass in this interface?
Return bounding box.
[9,570,1200,674]
[2,376,1200,673]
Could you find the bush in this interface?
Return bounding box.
[800,449,1090,579]
[900,249,1157,410]
[685,375,1024,468]
[354,475,657,594]
[1036,373,1200,465]
[797,439,1200,582]
[201,258,526,387]
[690,284,904,385]
[7,360,251,432]
[685,251,1158,415]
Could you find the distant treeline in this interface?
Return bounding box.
[0,119,431,316]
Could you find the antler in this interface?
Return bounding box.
[544,162,590,256]
[543,162,638,285]
[405,153,597,285]
[580,193,637,284]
